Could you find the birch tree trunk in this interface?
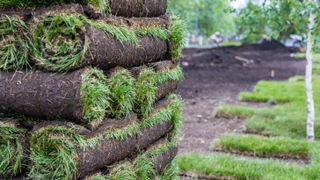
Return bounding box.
[306,11,316,141]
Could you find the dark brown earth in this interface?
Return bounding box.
[177,41,306,153]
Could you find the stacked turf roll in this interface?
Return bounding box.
[0,0,185,179]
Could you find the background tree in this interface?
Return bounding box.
[236,0,320,141]
[168,0,236,37]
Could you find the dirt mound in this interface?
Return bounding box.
[182,40,295,70]
[243,40,292,52]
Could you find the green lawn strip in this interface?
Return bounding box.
[291,53,320,62]
[221,41,242,47]
[236,76,320,138]
[213,134,310,161]
[178,153,320,180]
[215,105,276,120]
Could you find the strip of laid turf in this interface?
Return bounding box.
[0,15,32,70]
[178,153,320,180]
[0,119,27,177]
[213,134,310,161]
[0,68,110,128]
[236,76,320,138]
[29,94,182,179]
[28,14,184,72]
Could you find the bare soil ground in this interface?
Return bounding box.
[177,41,305,153]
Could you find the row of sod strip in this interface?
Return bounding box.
[0,120,26,177]
[0,68,109,127]
[178,148,320,180]
[1,14,185,71]
[178,76,320,179]
[213,134,310,161]
[239,76,320,137]
[29,94,183,179]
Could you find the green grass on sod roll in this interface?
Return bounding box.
[136,66,184,117]
[29,94,182,179]
[81,68,110,124]
[107,142,179,180]
[0,122,26,177]
[108,68,136,119]
[0,16,32,70]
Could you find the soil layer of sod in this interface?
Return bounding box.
[0,0,167,18]
[29,94,182,179]
[0,68,109,127]
[109,0,167,17]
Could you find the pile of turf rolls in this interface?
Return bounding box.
[0,0,185,179]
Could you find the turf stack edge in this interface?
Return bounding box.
[85,137,178,179]
[28,95,182,179]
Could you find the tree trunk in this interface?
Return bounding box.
[306,12,315,141]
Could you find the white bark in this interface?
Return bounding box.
[306,12,316,141]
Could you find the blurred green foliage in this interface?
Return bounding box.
[168,0,236,37]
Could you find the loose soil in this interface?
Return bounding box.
[177,41,305,153]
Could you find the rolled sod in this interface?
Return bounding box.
[0,119,27,177]
[102,139,178,180]
[0,0,167,18]
[0,68,110,127]
[134,61,184,117]
[0,15,32,70]
[106,67,136,119]
[29,94,183,179]
[31,15,174,72]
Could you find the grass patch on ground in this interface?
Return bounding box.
[236,77,320,138]
[179,74,320,179]
[213,134,310,159]
[178,151,320,180]
[291,53,320,62]
[221,41,242,47]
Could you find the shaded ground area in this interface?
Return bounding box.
[177,41,306,153]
